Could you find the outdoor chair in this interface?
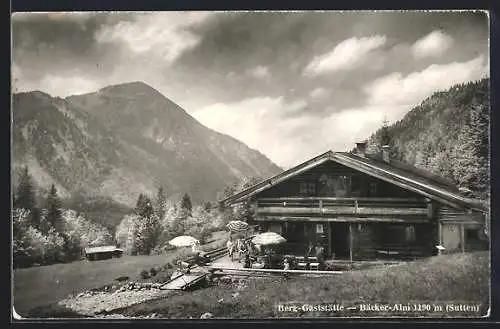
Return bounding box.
[308,256,320,271]
[296,256,307,270]
[309,262,320,270]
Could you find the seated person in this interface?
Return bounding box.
[248,241,260,257]
[193,251,210,266]
[315,244,325,262]
[175,260,191,275]
[283,258,291,271]
[251,256,266,269]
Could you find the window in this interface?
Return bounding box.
[380,225,416,245]
[405,225,416,242]
[318,175,349,197]
[300,182,316,196]
[350,175,363,197]
[466,228,480,240]
[316,224,324,234]
[369,182,377,195]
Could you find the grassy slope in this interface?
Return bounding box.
[14,231,230,316]
[120,251,490,318]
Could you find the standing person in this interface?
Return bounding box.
[192,240,201,253]
[227,236,235,261]
[306,241,315,257]
[283,257,291,279]
[315,243,325,262]
[243,253,251,268]
[255,243,262,255]
[237,238,247,262]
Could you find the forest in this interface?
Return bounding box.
[365,78,489,201]
[12,165,257,268]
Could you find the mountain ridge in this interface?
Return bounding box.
[12,81,283,212]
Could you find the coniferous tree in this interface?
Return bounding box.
[46,184,63,232]
[181,193,192,216]
[135,193,154,218]
[203,201,212,213]
[133,193,161,255]
[381,118,391,146]
[452,102,489,198]
[15,166,36,210]
[154,186,167,221]
[14,166,40,228]
[135,214,161,255]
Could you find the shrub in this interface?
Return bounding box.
[140,269,150,279]
[150,267,157,277]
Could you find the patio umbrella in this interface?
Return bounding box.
[226,220,249,232]
[168,235,200,248]
[251,232,286,246]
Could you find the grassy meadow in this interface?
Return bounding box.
[14,230,229,316]
[118,251,490,319]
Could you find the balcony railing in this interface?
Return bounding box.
[255,197,431,218]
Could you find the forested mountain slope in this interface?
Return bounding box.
[366,78,489,200]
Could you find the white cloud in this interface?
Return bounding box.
[37,74,102,97]
[322,105,408,140]
[95,12,213,63]
[303,35,387,76]
[192,97,321,168]
[12,64,103,96]
[246,65,270,80]
[309,87,330,101]
[191,53,489,168]
[411,30,454,59]
[364,54,489,107]
[191,96,396,168]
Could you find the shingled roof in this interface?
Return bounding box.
[84,246,123,254]
[219,150,488,212]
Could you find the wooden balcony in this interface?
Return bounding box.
[254,197,431,218]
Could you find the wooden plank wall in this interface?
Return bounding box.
[351,222,435,260]
[258,161,420,198]
[437,206,487,252]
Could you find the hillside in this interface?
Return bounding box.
[365,78,489,200]
[12,82,282,227]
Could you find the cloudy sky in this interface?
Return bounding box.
[12,11,489,168]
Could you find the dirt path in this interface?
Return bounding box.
[58,286,174,316]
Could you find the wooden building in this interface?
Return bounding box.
[83,246,124,261]
[220,143,489,261]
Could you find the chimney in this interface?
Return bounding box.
[382,145,390,163]
[355,142,367,158]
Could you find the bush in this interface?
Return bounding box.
[150,267,157,276]
[13,207,114,268]
[140,269,150,279]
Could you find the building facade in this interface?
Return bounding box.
[220,144,489,261]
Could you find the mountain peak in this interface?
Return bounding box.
[14,90,53,99]
[98,81,161,95]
